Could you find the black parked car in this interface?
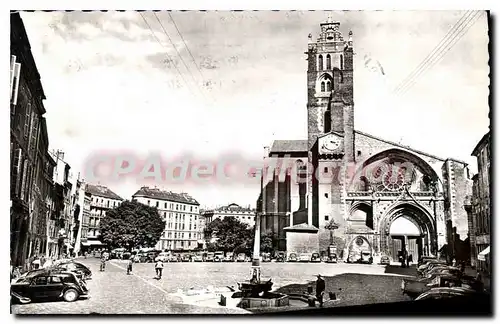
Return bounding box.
[53,261,92,280]
[275,252,286,262]
[11,270,89,304]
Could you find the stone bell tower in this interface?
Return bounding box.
[305,17,355,252]
[306,16,354,155]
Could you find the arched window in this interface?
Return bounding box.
[326,81,332,92]
[340,54,344,70]
[318,55,323,71]
[321,82,325,92]
[326,54,331,70]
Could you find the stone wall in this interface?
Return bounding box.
[286,231,319,254]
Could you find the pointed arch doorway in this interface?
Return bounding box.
[389,217,422,262]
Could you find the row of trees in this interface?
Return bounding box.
[98,200,273,253]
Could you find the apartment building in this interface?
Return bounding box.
[201,203,256,228]
[83,184,123,250]
[132,187,202,251]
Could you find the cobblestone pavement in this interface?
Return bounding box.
[11,258,410,314]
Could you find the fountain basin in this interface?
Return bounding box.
[237,292,290,309]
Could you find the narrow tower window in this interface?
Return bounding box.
[340,54,344,70]
[318,55,323,71]
[326,81,332,92]
[324,107,331,133]
[326,54,331,70]
[321,82,325,92]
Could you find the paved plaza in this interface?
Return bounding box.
[12,258,412,314]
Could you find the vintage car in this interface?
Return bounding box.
[236,253,246,262]
[261,253,272,262]
[181,254,192,262]
[193,253,204,262]
[275,252,286,262]
[311,252,321,263]
[298,253,311,262]
[418,256,440,267]
[11,270,89,304]
[224,252,235,262]
[359,251,373,264]
[417,260,448,274]
[415,287,480,301]
[156,252,170,262]
[214,251,224,262]
[52,261,92,281]
[422,266,462,279]
[380,255,391,265]
[288,253,298,262]
[326,253,338,263]
[205,252,215,262]
[402,274,465,299]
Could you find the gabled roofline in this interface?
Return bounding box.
[471,132,490,157]
[354,130,468,165]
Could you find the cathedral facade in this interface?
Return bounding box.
[258,18,471,263]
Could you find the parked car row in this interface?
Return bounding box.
[11,260,92,305]
[401,257,485,300]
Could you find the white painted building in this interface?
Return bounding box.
[201,203,256,228]
[132,187,202,251]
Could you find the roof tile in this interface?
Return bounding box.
[132,186,200,205]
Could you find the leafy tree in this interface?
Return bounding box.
[99,200,165,251]
[260,231,278,254]
[205,217,253,253]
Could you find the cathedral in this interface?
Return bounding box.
[258,17,471,263]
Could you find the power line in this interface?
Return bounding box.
[152,12,209,103]
[396,11,479,96]
[167,12,207,83]
[397,11,481,97]
[138,12,195,98]
[393,10,472,95]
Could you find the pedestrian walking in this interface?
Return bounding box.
[127,257,133,275]
[407,254,413,266]
[155,259,164,279]
[100,253,107,272]
[315,274,326,307]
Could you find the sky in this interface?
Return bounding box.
[20,10,490,209]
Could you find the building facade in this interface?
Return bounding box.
[83,184,123,251]
[201,203,256,228]
[10,12,55,267]
[132,187,201,251]
[50,150,75,257]
[259,18,472,261]
[469,132,491,272]
[71,178,92,256]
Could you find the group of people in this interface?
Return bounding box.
[398,250,414,268]
[100,253,163,279]
[124,256,164,279]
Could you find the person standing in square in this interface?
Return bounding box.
[155,259,164,279]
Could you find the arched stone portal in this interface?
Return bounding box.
[346,235,373,263]
[379,203,437,262]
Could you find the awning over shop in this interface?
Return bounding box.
[478,246,490,261]
[81,240,104,246]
